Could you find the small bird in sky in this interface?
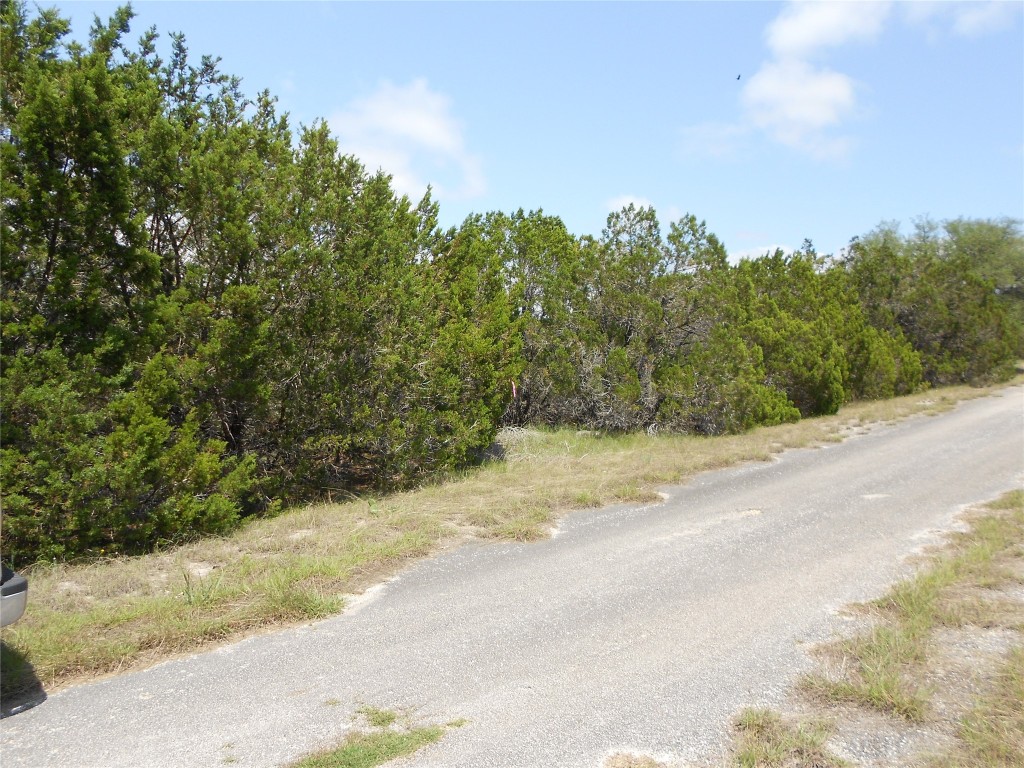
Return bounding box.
[736,74,741,80]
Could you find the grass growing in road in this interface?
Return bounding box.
[291,729,443,768]
[0,381,1016,697]
[287,707,461,768]
[604,755,667,768]
[725,488,1023,767]
[357,706,398,729]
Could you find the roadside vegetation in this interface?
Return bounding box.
[607,489,1023,768]
[285,706,462,768]
[731,709,847,768]
[2,1,1023,745]
[802,490,1024,722]
[3,2,1023,573]
[931,647,1024,767]
[0,381,1015,702]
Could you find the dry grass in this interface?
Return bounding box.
[595,486,1023,768]
[800,490,1024,723]
[929,646,1024,767]
[604,754,671,768]
[740,489,1024,768]
[732,709,848,768]
[1,381,1018,697]
[688,488,1024,768]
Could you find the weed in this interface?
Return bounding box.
[950,647,1024,767]
[732,709,847,768]
[573,490,603,507]
[288,706,450,768]
[357,706,397,728]
[180,570,222,607]
[718,488,1023,768]
[288,728,443,768]
[604,755,667,768]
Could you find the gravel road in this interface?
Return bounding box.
[2,387,1022,768]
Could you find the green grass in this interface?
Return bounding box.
[288,728,444,768]
[357,706,398,729]
[944,647,1024,767]
[603,754,667,768]
[800,490,1024,721]
[288,707,462,768]
[732,709,847,768]
[722,488,1023,768]
[600,486,1024,768]
[1,380,1018,695]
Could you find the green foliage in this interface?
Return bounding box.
[500,208,600,427]
[660,326,800,434]
[845,323,923,400]
[733,709,846,768]
[2,2,1016,566]
[843,220,1020,386]
[944,217,1024,357]
[1,3,513,564]
[0,348,254,564]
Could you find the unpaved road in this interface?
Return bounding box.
[2,388,1022,768]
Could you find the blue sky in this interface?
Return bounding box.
[51,1,1024,259]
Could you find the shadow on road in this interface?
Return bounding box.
[1,640,47,717]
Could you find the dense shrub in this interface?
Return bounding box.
[2,3,1019,566]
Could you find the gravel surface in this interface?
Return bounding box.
[1,387,1022,768]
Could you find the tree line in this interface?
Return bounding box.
[2,4,1021,566]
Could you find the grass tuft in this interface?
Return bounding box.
[357,706,398,729]
[732,708,847,768]
[604,754,667,768]
[288,728,444,768]
[949,647,1024,767]
[288,704,453,768]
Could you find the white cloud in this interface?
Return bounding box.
[767,0,891,59]
[684,0,1017,162]
[329,78,485,202]
[736,1,891,160]
[902,1,1021,38]
[732,0,888,161]
[741,59,857,158]
[663,204,684,224]
[951,2,1015,36]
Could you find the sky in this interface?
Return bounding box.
[48,0,1024,260]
